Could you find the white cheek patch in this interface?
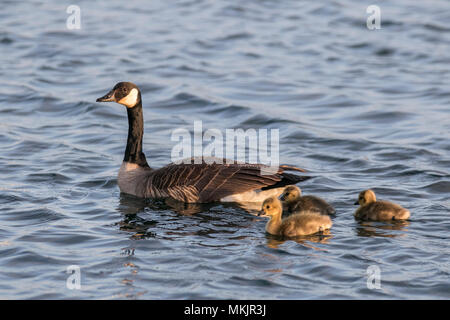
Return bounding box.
[118,88,139,108]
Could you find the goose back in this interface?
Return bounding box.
[290,195,336,215]
[354,201,410,221]
[279,213,332,237]
[118,158,310,203]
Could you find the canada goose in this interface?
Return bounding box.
[258,197,332,237]
[279,185,335,215]
[96,82,310,203]
[354,189,410,221]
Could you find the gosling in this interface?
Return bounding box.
[279,185,335,216]
[354,189,410,221]
[258,197,332,237]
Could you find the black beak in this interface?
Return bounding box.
[96,89,115,102]
[279,194,286,201]
[257,210,266,217]
[354,201,359,205]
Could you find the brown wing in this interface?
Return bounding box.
[149,158,310,203]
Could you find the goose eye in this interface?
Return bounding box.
[285,192,290,196]
[266,205,270,209]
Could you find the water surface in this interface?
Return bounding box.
[0,0,449,299]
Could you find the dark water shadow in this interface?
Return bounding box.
[115,193,161,239]
[164,197,218,215]
[115,193,257,240]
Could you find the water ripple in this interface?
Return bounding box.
[0,0,449,300]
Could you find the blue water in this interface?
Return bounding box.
[0,0,449,299]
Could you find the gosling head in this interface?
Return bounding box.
[258,197,283,218]
[354,189,377,206]
[279,185,302,203]
[96,82,141,108]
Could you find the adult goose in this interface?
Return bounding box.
[96,82,310,203]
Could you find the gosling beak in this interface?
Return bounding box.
[96,89,115,102]
[257,210,267,217]
[279,194,286,201]
[354,200,359,205]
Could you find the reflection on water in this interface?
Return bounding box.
[0,0,449,299]
[265,231,333,249]
[117,193,149,215]
[356,220,410,238]
[165,198,213,216]
[116,194,158,239]
[233,202,265,213]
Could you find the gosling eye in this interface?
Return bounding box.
[266,205,270,209]
[285,192,290,196]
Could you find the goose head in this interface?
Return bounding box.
[354,189,377,206]
[96,82,141,108]
[279,185,301,203]
[258,197,283,218]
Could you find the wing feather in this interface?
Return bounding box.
[147,157,310,203]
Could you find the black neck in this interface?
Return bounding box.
[124,100,149,167]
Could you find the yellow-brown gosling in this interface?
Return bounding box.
[258,197,333,237]
[279,185,335,216]
[354,189,410,221]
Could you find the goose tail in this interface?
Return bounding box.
[279,164,307,173]
[261,169,312,191]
